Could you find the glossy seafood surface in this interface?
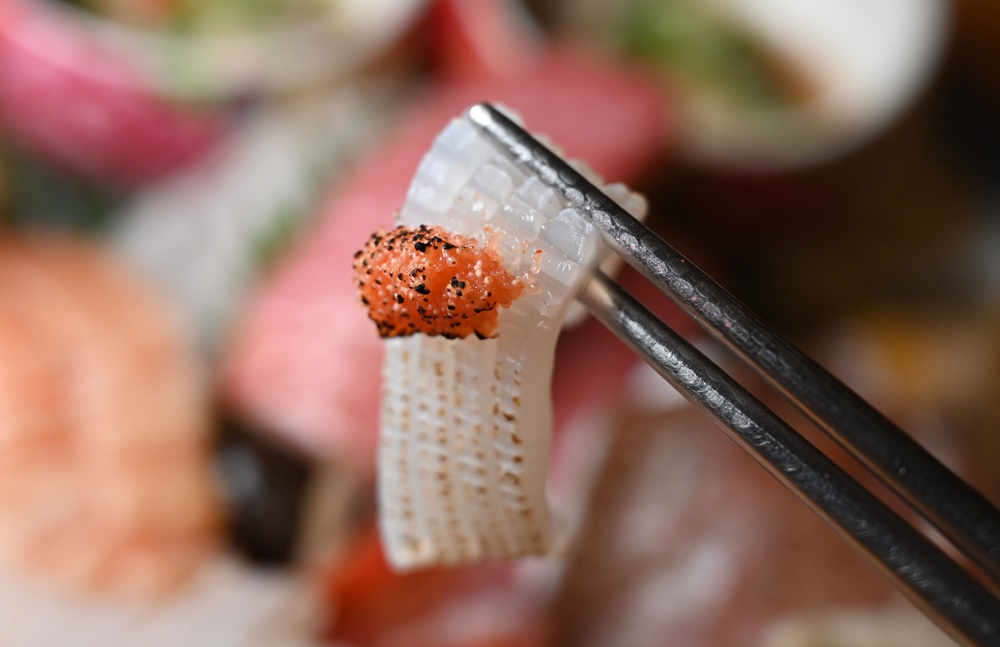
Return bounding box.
[376,109,646,570]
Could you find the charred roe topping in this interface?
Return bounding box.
[353,225,524,339]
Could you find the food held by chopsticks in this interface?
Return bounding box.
[220,44,666,474]
[354,107,647,570]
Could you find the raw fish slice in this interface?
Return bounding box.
[0,0,222,188]
[377,110,647,569]
[552,389,953,647]
[0,235,220,597]
[324,524,547,647]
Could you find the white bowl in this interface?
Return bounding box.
[562,0,948,169]
[684,0,949,169]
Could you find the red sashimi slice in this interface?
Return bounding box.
[427,0,539,82]
[322,524,547,647]
[0,0,224,188]
[221,46,672,473]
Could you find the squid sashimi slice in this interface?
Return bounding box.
[366,109,647,570]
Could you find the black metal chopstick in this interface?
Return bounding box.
[583,270,999,646]
[467,102,1000,646]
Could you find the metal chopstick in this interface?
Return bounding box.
[466,102,1000,646]
[467,101,1000,579]
[582,270,999,646]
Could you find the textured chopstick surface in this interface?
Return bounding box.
[467,102,1000,646]
[467,101,1000,587]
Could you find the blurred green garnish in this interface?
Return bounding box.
[0,141,121,232]
[169,0,328,35]
[49,0,330,33]
[251,204,301,272]
[612,0,801,110]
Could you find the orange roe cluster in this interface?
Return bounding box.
[353,225,524,339]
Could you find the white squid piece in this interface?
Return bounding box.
[377,108,647,570]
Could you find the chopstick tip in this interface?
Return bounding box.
[466,102,496,127]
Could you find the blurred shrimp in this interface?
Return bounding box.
[0,234,221,597]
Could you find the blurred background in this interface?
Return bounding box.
[0,0,997,644]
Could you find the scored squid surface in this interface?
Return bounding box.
[378,111,646,570]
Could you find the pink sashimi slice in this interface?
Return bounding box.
[222,46,671,474]
[0,0,224,188]
[426,0,540,82]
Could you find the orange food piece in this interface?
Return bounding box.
[353,225,523,340]
[0,234,221,598]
